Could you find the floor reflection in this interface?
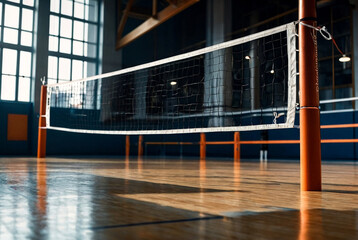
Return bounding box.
[260,159,268,172]
[37,159,47,215]
[199,158,206,183]
[233,159,240,187]
[0,158,357,239]
[125,156,130,174]
[299,192,323,240]
[137,157,143,173]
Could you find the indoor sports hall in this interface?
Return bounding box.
[0,0,357,239]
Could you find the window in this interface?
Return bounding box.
[318,3,353,111]
[47,0,99,85]
[0,0,35,102]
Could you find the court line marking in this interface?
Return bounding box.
[88,216,224,231]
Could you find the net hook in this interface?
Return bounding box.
[273,112,285,124]
[298,22,331,40]
[318,26,332,40]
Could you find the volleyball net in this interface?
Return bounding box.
[45,22,297,135]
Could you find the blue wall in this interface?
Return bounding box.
[135,111,357,160]
[46,130,125,156]
[30,111,357,161]
[0,104,346,160]
[320,111,358,160]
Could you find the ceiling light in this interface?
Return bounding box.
[339,55,351,63]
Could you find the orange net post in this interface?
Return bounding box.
[299,0,322,191]
[234,132,240,161]
[138,135,144,157]
[125,135,130,157]
[37,85,47,158]
[200,133,206,159]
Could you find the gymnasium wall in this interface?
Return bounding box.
[1,98,356,160]
[0,102,33,155]
[38,111,357,160]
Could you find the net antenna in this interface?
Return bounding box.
[44,22,297,135]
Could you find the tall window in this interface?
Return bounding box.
[318,3,353,110]
[0,0,35,102]
[47,0,100,85]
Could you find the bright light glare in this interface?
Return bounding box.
[58,57,71,80]
[270,69,275,74]
[18,77,30,102]
[1,75,16,100]
[5,5,19,28]
[339,55,351,63]
[3,48,17,75]
[170,81,177,86]
[245,56,250,60]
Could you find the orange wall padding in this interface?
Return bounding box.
[7,114,28,141]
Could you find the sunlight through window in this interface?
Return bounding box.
[48,0,100,90]
[0,1,34,102]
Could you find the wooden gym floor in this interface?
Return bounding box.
[0,157,357,239]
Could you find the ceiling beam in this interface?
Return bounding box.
[127,11,151,20]
[125,6,152,20]
[116,0,200,50]
[116,0,135,42]
[165,0,178,6]
[152,0,158,18]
